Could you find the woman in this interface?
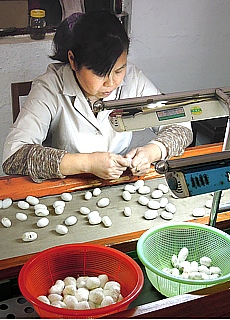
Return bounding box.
[2,11,192,183]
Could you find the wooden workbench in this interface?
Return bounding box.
[1,143,230,318]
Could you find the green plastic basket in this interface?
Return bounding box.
[137,222,230,297]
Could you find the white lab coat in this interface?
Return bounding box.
[3,61,162,162]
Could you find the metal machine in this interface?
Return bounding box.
[154,150,230,197]
[93,86,230,226]
[93,87,230,132]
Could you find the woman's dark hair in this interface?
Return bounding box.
[50,10,130,77]
[50,12,81,63]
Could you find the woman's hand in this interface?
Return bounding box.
[125,144,162,176]
[88,152,130,179]
[60,152,130,180]
[60,145,161,180]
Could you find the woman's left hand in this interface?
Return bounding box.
[125,144,162,176]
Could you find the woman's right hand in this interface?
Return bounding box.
[60,152,131,180]
[88,152,130,179]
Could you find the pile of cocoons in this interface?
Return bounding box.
[162,247,222,280]
[37,274,123,310]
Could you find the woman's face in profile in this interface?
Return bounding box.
[71,51,127,100]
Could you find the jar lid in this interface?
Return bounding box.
[30,9,45,18]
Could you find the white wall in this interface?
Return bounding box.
[0,35,54,176]
[129,0,230,93]
[0,0,230,176]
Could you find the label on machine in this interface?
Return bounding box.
[156,107,186,121]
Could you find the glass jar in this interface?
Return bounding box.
[30,9,46,40]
